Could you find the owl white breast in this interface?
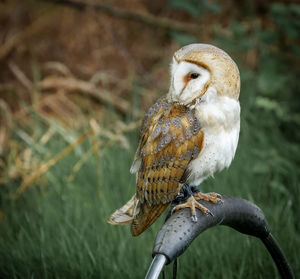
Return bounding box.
[188,88,240,185]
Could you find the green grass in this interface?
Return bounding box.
[0,108,299,279]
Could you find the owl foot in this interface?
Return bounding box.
[193,192,222,204]
[171,195,214,222]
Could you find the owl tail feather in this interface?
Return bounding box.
[131,202,169,237]
[107,194,140,225]
[108,195,169,236]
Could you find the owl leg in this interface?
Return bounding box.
[171,184,222,222]
[171,183,192,205]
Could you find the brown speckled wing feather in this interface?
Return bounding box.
[130,98,204,236]
[135,97,204,206]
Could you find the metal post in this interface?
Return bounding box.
[145,254,167,279]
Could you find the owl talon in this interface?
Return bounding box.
[171,195,214,220]
[171,207,176,216]
[191,215,197,222]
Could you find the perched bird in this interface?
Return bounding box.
[108,43,240,236]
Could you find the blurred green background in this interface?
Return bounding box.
[0,0,299,278]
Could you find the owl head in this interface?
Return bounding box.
[168,44,240,105]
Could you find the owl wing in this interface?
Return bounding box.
[131,97,204,206]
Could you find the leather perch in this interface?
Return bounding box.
[145,195,294,279]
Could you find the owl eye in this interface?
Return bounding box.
[190,73,200,79]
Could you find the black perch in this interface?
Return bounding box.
[145,195,294,279]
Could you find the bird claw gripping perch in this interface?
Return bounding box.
[171,195,215,222]
[171,184,222,222]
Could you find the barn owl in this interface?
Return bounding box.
[108,44,240,236]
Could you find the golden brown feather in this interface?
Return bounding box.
[130,98,204,235]
[131,203,168,237]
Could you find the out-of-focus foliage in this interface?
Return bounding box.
[168,0,221,18]
[271,3,300,40]
[0,0,299,278]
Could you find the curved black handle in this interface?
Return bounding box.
[151,195,294,279]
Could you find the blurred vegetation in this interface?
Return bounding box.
[0,0,299,278]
